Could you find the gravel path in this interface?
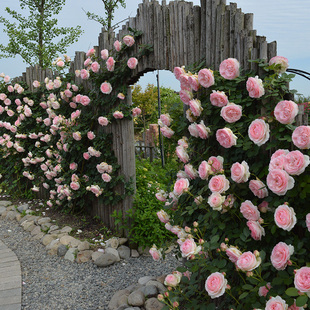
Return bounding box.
[0,220,179,310]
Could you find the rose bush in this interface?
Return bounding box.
[152,58,310,310]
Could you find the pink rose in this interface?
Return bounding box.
[271,242,294,270]
[226,246,242,263]
[274,100,299,124]
[91,61,100,73]
[100,82,112,94]
[87,131,95,140]
[123,35,135,47]
[210,91,228,107]
[176,146,189,163]
[188,74,199,91]
[219,58,240,80]
[220,103,242,123]
[188,123,199,137]
[102,173,111,182]
[173,178,189,196]
[288,301,303,310]
[247,220,265,241]
[101,49,109,60]
[240,200,260,221]
[246,76,265,98]
[80,95,90,106]
[249,180,268,198]
[198,68,214,88]
[208,193,225,211]
[164,273,181,287]
[292,126,310,149]
[198,161,212,180]
[83,152,90,160]
[70,181,80,190]
[160,113,172,126]
[179,74,191,90]
[155,190,167,202]
[69,162,78,170]
[208,175,229,193]
[86,48,95,57]
[269,56,289,74]
[179,90,193,105]
[180,238,201,258]
[184,164,198,180]
[127,57,138,69]
[231,161,250,183]
[274,204,296,231]
[80,69,90,80]
[267,169,295,196]
[160,126,174,138]
[84,58,92,67]
[205,272,227,299]
[216,128,237,148]
[269,155,286,171]
[248,119,270,146]
[132,107,141,117]
[236,251,261,271]
[284,150,310,175]
[295,267,310,293]
[157,210,170,223]
[186,109,196,122]
[208,156,224,173]
[113,111,124,119]
[265,296,288,310]
[196,120,211,139]
[173,66,186,80]
[72,132,81,141]
[258,283,271,297]
[149,246,162,261]
[189,99,203,117]
[258,201,270,213]
[98,116,109,126]
[114,40,121,51]
[106,57,115,72]
[306,213,310,232]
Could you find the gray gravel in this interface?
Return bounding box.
[0,220,179,310]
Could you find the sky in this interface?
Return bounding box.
[0,0,309,97]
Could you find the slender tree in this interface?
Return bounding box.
[0,0,83,68]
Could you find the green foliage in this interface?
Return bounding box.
[127,157,179,248]
[0,0,83,67]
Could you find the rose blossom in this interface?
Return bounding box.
[188,74,199,91]
[127,57,138,69]
[267,169,294,196]
[284,150,310,175]
[80,69,90,80]
[70,181,80,191]
[102,173,111,182]
[274,100,299,124]
[216,128,237,148]
[98,116,109,126]
[87,131,95,140]
[180,238,201,259]
[271,242,294,270]
[226,246,242,263]
[173,178,189,196]
[173,66,186,80]
[179,90,193,105]
[205,272,227,299]
[184,164,198,180]
[101,49,109,60]
[72,131,81,141]
[114,40,121,51]
[269,56,289,74]
[220,103,242,123]
[132,107,141,117]
[292,126,310,149]
[210,90,228,107]
[208,156,224,173]
[100,82,112,94]
[160,126,174,138]
[249,180,268,198]
[246,76,265,98]
[80,95,90,106]
[258,283,271,297]
[274,204,297,231]
[219,58,240,80]
[155,190,167,202]
[248,119,270,146]
[91,61,100,73]
[106,56,115,72]
[164,273,181,287]
[180,74,191,90]
[196,120,211,139]
[123,35,135,47]
[149,245,162,261]
[113,111,124,119]
[240,200,260,221]
[288,301,303,310]
[231,161,250,183]
[189,99,203,117]
[160,114,172,126]
[207,193,225,211]
[236,251,261,271]
[188,123,199,137]
[198,161,212,180]
[208,175,229,193]
[198,68,214,88]
[176,146,189,163]
[294,267,310,294]
[306,213,310,232]
[157,210,170,223]
[265,296,288,310]
[247,221,265,241]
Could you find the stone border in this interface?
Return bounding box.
[0,238,22,310]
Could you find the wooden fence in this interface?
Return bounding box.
[12,0,280,231]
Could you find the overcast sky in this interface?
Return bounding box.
[0,0,309,97]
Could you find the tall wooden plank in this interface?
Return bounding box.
[244,13,253,31]
[244,35,253,71]
[200,0,207,62]
[163,2,170,69]
[193,6,201,64]
[229,3,237,58]
[222,6,230,62]
[267,41,277,62]
[215,4,225,68]
[210,0,220,67]
[205,0,212,66]
[234,9,244,61]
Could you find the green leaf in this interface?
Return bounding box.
[239,292,248,299]
[242,284,254,290]
[285,287,299,297]
[296,294,308,307]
